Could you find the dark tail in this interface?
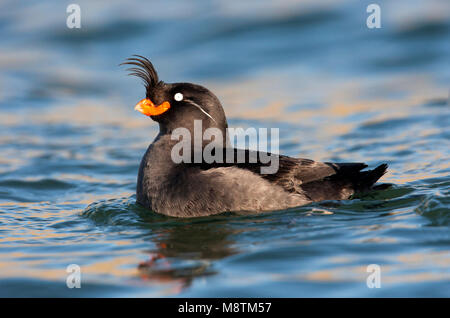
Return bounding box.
[353,163,388,193]
[300,163,389,201]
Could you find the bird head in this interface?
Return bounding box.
[121,55,228,136]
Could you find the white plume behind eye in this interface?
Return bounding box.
[173,91,217,124]
[185,99,217,124]
[174,93,183,101]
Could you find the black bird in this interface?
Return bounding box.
[122,55,388,217]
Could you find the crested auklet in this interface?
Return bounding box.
[122,55,388,217]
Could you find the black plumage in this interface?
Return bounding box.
[122,56,388,217]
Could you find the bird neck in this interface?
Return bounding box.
[158,120,230,149]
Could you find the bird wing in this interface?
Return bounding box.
[188,148,368,192]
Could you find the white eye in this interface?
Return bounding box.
[174,93,183,101]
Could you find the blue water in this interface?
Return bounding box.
[0,0,449,297]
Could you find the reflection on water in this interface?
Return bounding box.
[137,222,236,293]
[0,0,449,297]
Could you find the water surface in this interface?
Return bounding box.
[0,0,449,297]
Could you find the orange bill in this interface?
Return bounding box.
[134,98,170,116]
